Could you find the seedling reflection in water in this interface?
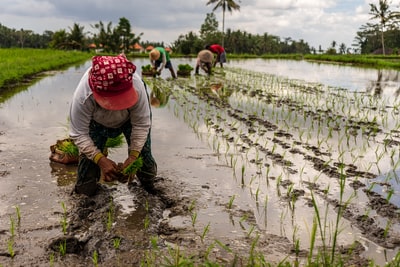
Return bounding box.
[106,197,114,232]
[144,200,150,230]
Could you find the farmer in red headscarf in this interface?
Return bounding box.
[69,54,157,196]
[205,44,226,68]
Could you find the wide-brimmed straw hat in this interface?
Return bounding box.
[198,49,214,63]
[88,54,138,110]
[149,49,160,61]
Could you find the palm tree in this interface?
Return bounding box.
[369,0,393,55]
[206,0,240,47]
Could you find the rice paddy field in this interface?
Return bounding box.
[1,57,400,266]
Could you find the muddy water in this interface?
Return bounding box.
[0,57,400,266]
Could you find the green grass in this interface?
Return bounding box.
[0,48,92,89]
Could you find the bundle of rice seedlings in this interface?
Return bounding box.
[105,134,124,148]
[122,157,143,176]
[57,139,79,157]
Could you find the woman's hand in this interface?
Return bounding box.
[122,155,137,170]
[97,157,119,182]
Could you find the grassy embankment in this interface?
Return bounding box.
[0,48,91,89]
[0,48,92,103]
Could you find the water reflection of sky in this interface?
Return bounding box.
[0,64,90,130]
[367,170,400,208]
[228,58,400,94]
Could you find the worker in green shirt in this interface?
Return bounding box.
[149,47,177,79]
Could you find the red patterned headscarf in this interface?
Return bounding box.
[88,54,138,110]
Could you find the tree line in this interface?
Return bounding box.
[0,13,311,55]
[1,0,400,55]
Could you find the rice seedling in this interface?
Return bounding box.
[7,238,15,258]
[49,253,55,266]
[9,216,15,238]
[60,202,68,235]
[247,234,263,266]
[92,250,99,267]
[384,220,392,238]
[160,245,192,267]
[200,223,210,243]
[246,224,256,238]
[203,242,216,262]
[191,212,197,227]
[386,188,394,203]
[113,237,121,249]
[188,200,196,213]
[227,195,236,209]
[59,239,66,257]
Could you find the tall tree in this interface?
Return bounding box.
[69,23,85,50]
[369,0,393,55]
[206,0,240,47]
[199,12,220,45]
[49,29,68,49]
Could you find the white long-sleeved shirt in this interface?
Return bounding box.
[69,68,151,161]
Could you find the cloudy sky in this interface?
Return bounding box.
[1,0,400,50]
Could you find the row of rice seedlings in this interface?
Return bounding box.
[228,67,400,179]
[226,68,400,253]
[156,69,400,264]
[171,74,314,205]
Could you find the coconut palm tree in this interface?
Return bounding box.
[369,0,393,55]
[206,0,240,47]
